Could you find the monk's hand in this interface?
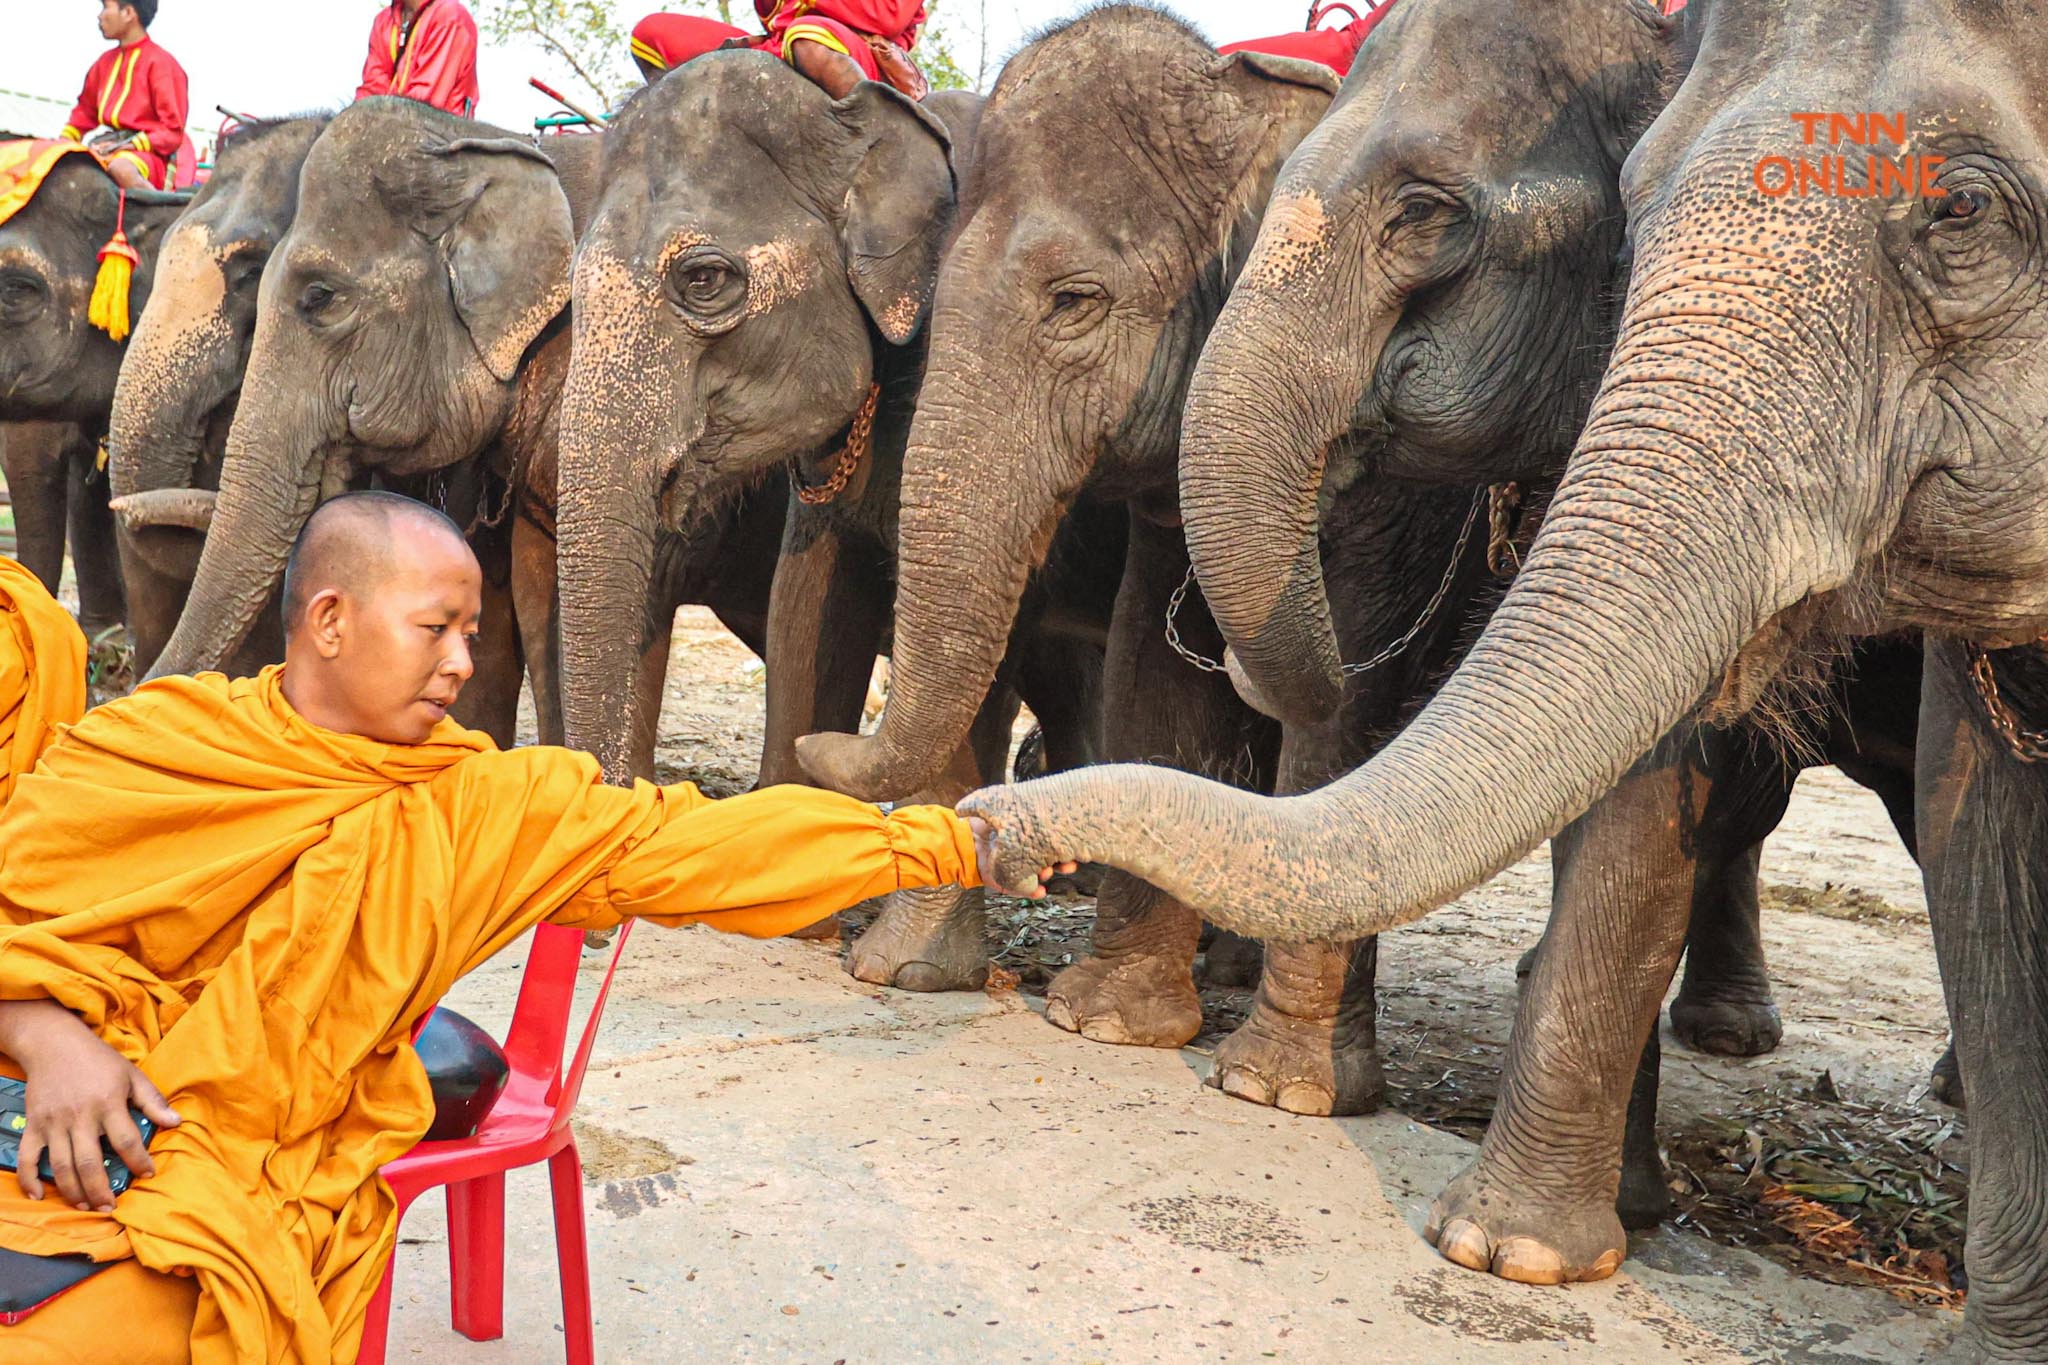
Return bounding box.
[962,812,1077,900]
[7,1003,178,1211]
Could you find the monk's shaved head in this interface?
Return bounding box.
[282,491,471,634]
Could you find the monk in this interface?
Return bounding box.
[0,494,1067,1362]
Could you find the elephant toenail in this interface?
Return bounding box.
[1436,1219,1493,1273]
[1587,1247,1624,1280]
[1274,1081,1334,1115]
[1218,1069,1275,1106]
[1491,1236,1568,1286]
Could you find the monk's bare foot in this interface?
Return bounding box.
[1668,989,1783,1057]
[847,886,990,992]
[1207,1003,1383,1116]
[1425,1162,1626,1286]
[1044,949,1200,1047]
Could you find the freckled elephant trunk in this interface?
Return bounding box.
[1179,192,1386,729]
[556,386,665,787]
[797,351,1064,802]
[972,251,1864,942]
[144,342,335,680]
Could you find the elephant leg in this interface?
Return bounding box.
[2,422,71,596]
[1917,639,2048,1360]
[1668,734,1793,1058]
[758,512,889,787]
[847,692,1016,992]
[1009,628,1103,778]
[1044,516,1278,1048]
[1206,727,1379,1115]
[65,439,125,634]
[627,597,676,783]
[1426,729,1703,1286]
[448,519,521,747]
[511,511,562,746]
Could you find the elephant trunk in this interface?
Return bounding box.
[968,248,1862,941]
[107,219,242,584]
[798,354,1065,802]
[556,410,664,787]
[144,351,335,679]
[1179,195,1383,729]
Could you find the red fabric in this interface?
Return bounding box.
[1219,1,1398,76]
[61,37,188,190]
[764,0,926,54]
[630,13,768,71]
[359,0,482,119]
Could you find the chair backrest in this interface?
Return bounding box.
[493,921,635,1126]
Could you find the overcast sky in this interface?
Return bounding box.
[6,1,1296,144]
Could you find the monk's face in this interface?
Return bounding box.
[295,531,483,744]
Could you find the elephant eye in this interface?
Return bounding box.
[1398,197,1439,224]
[228,252,269,296]
[1042,278,1108,336]
[0,272,43,316]
[297,280,338,318]
[1935,185,1991,222]
[665,250,747,324]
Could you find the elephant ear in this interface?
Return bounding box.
[427,136,576,382]
[828,82,957,346]
[1209,50,1342,113]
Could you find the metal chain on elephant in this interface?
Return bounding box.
[792,383,882,507]
[1968,646,2048,763]
[1164,484,1490,678]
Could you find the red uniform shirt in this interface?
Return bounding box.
[359,0,482,119]
[632,2,924,91]
[60,36,190,190]
[1220,1,1398,76]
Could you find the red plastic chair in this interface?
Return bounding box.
[356,920,635,1365]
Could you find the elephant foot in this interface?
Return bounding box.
[1199,930,1263,988]
[1044,950,1200,1047]
[1668,989,1783,1057]
[1930,1041,1966,1110]
[786,915,843,942]
[846,886,989,992]
[1425,1161,1626,1287]
[1206,1002,1382,1116]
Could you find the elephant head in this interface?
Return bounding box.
[1182,0,1679,730]
[0,154,183,423]
[965,0,2048,940]
[104,114,328,667]
[145,98,575,679]
[794,5,1338,801]
[557,54,957,782]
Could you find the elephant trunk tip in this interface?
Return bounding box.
[1224,647,1342,729]
[795,729,915,803]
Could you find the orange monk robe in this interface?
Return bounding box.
[0,665,978,1364]
[0,557,85,810]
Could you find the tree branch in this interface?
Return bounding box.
[522,20,615,108]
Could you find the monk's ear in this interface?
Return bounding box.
[423,137,576,382]
[301,588,346,659]
[828,82,956,345]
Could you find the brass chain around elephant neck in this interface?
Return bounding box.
[1968,645,2048,763]
[1165,483,1522,678]
[792,383,882,507]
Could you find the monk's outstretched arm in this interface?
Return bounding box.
[577,783,982,938]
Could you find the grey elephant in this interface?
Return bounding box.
[793,7,1336,1036]
[965,0,2048,1355]
[104,113,331,677]
[0,147,188,629]
[555,55,1109,968]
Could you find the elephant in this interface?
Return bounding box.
[136,97,784,751]
[791,7,1342,1039]
[0,148,188,628]
[557,53,1111,973]
[963,0,2048,1353]
[104,113,332,677]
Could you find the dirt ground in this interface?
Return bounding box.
[596,609,1964,1312]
